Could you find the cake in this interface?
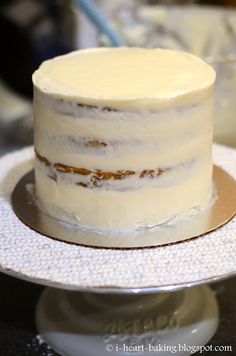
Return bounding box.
[32,47,215,231]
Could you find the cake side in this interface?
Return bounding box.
[33,48,215,231]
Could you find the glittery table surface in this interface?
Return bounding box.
[0,144,235,291]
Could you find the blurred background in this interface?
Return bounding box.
[0,0,236,155]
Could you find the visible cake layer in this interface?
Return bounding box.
[35,148,210,190]
[33,48,215,231]
[35,164,212,230]
[34,95,212,170]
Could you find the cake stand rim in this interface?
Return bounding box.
[0,261,236,293]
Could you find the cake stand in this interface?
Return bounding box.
[0,144,236,356]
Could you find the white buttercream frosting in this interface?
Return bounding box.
[33,47,215,231]
[33,47,215,109]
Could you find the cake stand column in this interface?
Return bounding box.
[36,285,219,356]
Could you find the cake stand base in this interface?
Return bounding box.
[36,286,219,356]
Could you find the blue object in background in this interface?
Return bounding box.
[72,0,125,46]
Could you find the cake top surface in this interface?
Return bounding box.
[33,47,215,109]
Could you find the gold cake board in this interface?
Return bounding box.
[12,166,236,249]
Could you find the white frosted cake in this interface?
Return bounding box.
[32,47,215,231]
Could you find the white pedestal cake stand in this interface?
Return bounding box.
[0,144,235,356]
